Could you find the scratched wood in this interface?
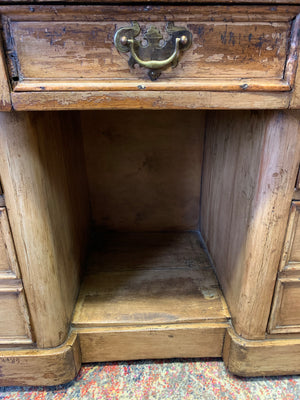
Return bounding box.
[224,327,300,377]
[77,323,229,363]
[0,333,81,386]
[0,38,11,111]
[0,5,298,93]
[201,110,300,340]
[11,90,291,111]
[0,111,90,348]
[72,232,230,328]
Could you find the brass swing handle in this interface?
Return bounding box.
[114,22,192,81]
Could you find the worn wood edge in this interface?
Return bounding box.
[0,337,33,347]
[74,322,229,363]
[0,5,298,21]
[15,80,291,93]
[11,91,290,111]
[223,326,300,376]
[0,39,11,111]
[284,14,300,88]
[0,331,81,386]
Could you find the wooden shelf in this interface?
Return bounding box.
[72,232,230,362]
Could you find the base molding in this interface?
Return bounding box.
[0,333,81,386]
[223,327,300,376]
[76,323,228,363]
[2,326,300,385]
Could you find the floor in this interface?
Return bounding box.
[0,358,299,399]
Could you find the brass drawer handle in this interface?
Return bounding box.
[114,22,192,81]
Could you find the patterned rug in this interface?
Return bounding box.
[0,358,299,399]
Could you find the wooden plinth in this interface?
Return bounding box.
[72,232,230,362]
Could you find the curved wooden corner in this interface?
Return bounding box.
[223,327,300,377]
[0,332,81,386]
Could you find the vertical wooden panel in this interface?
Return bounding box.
[0,111,90,348]
[201,110,300,339]
[81,110,205,231]
[0,40,11,111]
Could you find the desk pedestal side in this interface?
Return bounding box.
[0,109,299,384]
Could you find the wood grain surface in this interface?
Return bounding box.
[224,327,300,376]
[201,110,300,340]
[11,91,291,111]
[73,232,230,328]
[0,111,89,348]
[278,201,300,272]
[77,323,229,363]
[0,5,298,93]
[269,276,300,333]
[0,207,32,345]
[81,110,204,231]
[0,39,11,111]
[0,333,81,386]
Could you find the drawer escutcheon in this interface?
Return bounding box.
[114,22,192,81]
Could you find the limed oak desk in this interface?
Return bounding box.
[0,0,300,385]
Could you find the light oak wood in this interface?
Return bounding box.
[77,323,228,363]
[73,232,230,328]
[0,111,90,348]
[269,276,300,333]
[295,166,300,191]
[0,39,11,111]
[268,201,300,333]
[201,110,300,339]
[11,91,291,111]
[224,327,300,377]
[0,333,81,386]
[0,207,32,344]
[0,207,20,277]
[73,232,229,362]
[1,0,300,383]
[278,201,300,271]
[1,6,298,93]
[0,281,32,344]
[81,110,204,231]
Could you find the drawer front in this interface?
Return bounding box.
[0,207,32,345]
[269,278,300,333]
[0,283,32,344]
[1,5,300,93]
[269,201,300,334]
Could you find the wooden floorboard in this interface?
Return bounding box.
[72,232,229,328]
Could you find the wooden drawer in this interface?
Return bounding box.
[0,207,32,345]
[1,5,300,94]
[269,201,300,333]
[269,277,300,333]
[0,281,32,345]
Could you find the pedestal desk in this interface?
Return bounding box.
[0,0,300,386]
